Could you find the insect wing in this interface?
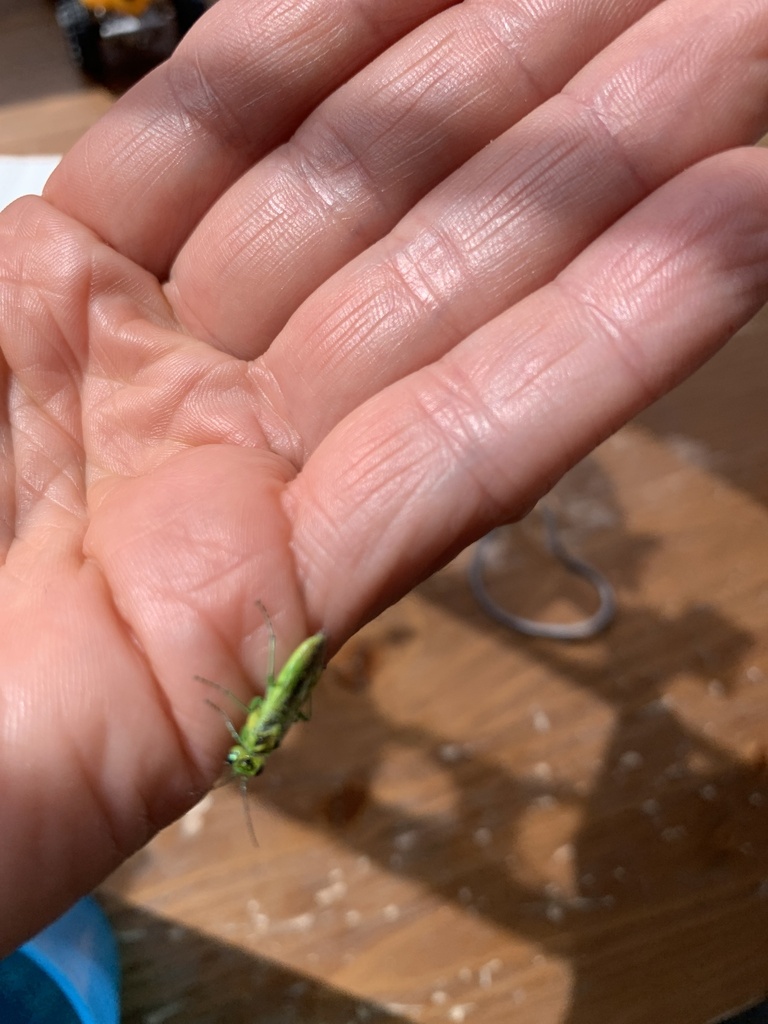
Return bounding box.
[258,631,326,730]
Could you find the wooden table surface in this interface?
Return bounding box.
[4,5,768,1023]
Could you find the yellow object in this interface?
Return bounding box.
[80,0,154,15]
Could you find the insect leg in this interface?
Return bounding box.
[255,600,277,689]
[296,693,313,722]
[194,675,252,715]
[204,698,243,745]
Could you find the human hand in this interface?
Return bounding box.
[2,0,767,952]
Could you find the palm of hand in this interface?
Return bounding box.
[0,194,318,942]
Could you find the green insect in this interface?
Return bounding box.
[196,603,327,842]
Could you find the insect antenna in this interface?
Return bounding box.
[240,777,260,848]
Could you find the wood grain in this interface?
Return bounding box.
[3,3,768,1022]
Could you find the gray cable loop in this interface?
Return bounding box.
[469,505,617,640]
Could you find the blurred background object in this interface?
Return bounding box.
[54,0,210,87]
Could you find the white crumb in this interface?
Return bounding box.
[661,825,687,843]
[439,743,466,763]
[473,827,492,848]
[448,1002,475,1021]
[618,751,643,771]
[315,880,348,906]
[394,829,419,852]
[478,958,502,988]
[179,792,214,838]
[546,903,564,923]
[533,710,551,733]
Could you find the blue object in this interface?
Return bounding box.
[0,897,120,1024]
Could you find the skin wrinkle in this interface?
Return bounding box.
[86,473,274,617]
[109,120,183,199]
[4,288,79,404]
[378,32,478,119]
[382,229,475,351]
[281,485,336,585]
[393,217,470,303]
[21,334,85,436]
[387,241,449,314]
[0,355,16,552]
[3,293,88,401]
[220,178,304,271]
[569,2,768,170]
[244,362,307,468]
[313,403,436,531]
[291,120,386,218]
[308,272,409,377]
[82,570,211,837]
[11,450,83,524]
[89,392,175,473]
[85,356,256,477]
[455,317,585,453]
[5,334,86,525]
[408,361,511,513]
[467,0,549,103]
[347,19,518,169]
[291,391,511,616]
[164,34,254,149]
[12,432,84,525]
[557,162,768,390]
[559,89,656,197]
[170,376,259,452]
[86,309,180,386]
[550,276,663,411]
[446,128,592,256]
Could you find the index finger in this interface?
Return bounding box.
[43,0,451,275]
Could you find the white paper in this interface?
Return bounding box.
[0,155,62,211]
